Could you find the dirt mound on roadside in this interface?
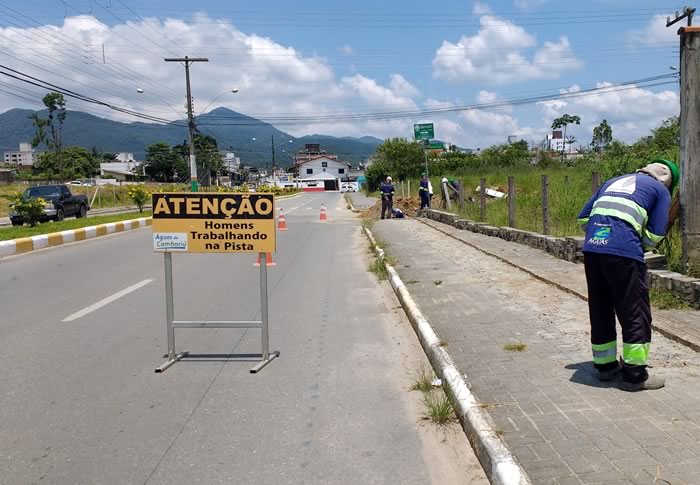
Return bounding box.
[365,196,422,219]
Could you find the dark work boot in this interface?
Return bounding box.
[620,375,665,392]
[598,366,619,382]
[596,360,620,382]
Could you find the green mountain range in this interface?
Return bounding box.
[0,107,382,167]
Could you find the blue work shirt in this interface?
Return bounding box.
[380,183,395,200]
[578,173,671,263]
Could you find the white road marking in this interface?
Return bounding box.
[283,195,322,214]
[62,279,154,322]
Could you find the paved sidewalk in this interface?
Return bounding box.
[373,218,700,485]
[418,218,700,352]
[347,192,377,211]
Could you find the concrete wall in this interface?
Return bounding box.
[419,208,700,307]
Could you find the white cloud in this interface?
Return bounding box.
[626,14,678,47]
[389,74,420,98]
[0,14,426,142]
[472,1,493,15]
[432,15,582,84]
[340,45,354,55]
[538,82,679,142]
[513,0,547,11]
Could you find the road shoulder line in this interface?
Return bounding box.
[0,216,152,259]
[362,225,531,485]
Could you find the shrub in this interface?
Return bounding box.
[12,192,46,227]
[128,185,149,212]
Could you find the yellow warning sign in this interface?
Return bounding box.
[152,193,275,253]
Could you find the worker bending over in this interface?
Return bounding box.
[578,159,678,391]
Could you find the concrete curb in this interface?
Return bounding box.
[0,217,152,259]
[362,225,531,485]
[344,193,363,213]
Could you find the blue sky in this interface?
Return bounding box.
[0,0,682,148]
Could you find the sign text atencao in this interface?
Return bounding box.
[152,193,275,253]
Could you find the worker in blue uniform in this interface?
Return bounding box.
[380,176,395,220]
[578,159,678,391]
[419,173,430,209]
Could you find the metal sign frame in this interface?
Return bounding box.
[153,192,279,374]
[155,251,279,374]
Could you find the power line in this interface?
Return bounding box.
[196,75,678,126]
[0,63,187,125]
[0,4,184,110]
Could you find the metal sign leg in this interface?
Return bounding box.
[251,252,280,373]
[156,252,189,373]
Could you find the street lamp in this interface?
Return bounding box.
[199,89,239,115]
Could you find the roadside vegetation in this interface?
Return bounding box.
[0,211,152,241]
[650,288,693,310]
[410,365,456,425]
[365,117,682,272]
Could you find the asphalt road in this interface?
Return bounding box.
[0,192,486,484]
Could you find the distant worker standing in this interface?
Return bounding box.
[419,173,430,209]
[577,159,678,391]
[380,176,395,220]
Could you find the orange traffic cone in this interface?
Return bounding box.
[278,208,288,231]
[254,252,276,267]
[320,204,327,221]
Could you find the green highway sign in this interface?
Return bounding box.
[428,142,445,150]
[414,123,434,141]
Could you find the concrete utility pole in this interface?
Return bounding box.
[164,56,209,192]
[679,23,700,270]
[271,133,276,182]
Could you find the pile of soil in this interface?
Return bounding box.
[364,196,422,219]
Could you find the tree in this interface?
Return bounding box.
[479,141,531,168]
[33,146,100,180]
[31,92,67,153]
[173,134,223,186]
[145,142,186,182]
[591,119,613,152]
[371,137,425,181]
[551,114,581,156]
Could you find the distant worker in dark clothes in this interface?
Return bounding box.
[447,178,460,193]
[419,173,430,209]
[577,159,678,391]
[380,176,395,220]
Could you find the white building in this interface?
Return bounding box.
[100,161,142,181]
[544,131,567,152]
[224,152,240,172]
[4,143,35,166]
[116,152,135,162]
[296,155,350,191]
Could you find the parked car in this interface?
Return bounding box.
[68,180,93,187]
[10,184,90,226]
[341,183,357,192]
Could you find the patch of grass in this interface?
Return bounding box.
[361,218,374,230]
[493,427,505,437]
[424,390,456,425]
[438,339,449,347]
[0,210,152,241]
[650,288,692,310]
[411,364,435,392]
[433,280,443,286]
[368,257,388,280]
[406,280,419,285]
[503,342,528,352]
